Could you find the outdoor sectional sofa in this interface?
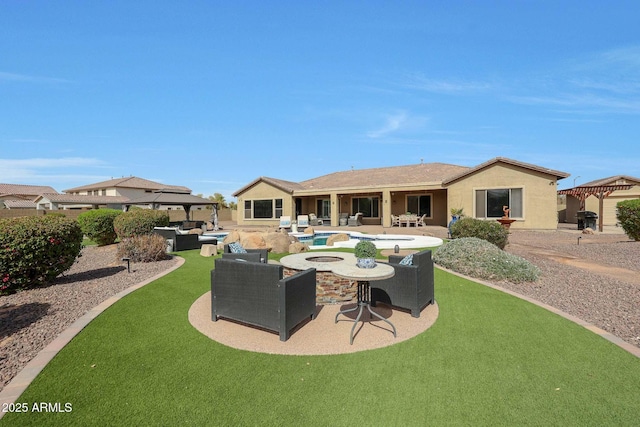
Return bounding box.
[153,227,218,251]
[370,249,435,317]
[211,258,317,341]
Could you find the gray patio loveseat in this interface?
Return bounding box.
[211,258,317,341]
[153,227,218,251]
[370,249,435,317]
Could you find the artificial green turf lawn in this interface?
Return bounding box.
[3,250,640,426]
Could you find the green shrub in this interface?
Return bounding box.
[113,210,169,239]
[616,199,640,241]
[450,217,509,249]
[0,215,83,294]
[434,237,540,283]
[354,240,377,258]
[77,209,123,246]
[116,234,169,263]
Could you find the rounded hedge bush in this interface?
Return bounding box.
[433,237,540,283]
[449,217,509,249]
[77,209,123,246]
[616,199,640,241]
[0,215,83,294]
[113,209,170,239]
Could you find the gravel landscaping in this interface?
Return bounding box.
[1,228,639,393]
[0,245,179,392]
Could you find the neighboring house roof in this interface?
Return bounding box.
[442,157,570,185]
[579,175,640,187]
[34,193,130,204]
[298,162,469,192]
[0,183,58,199]
[233,177,306,197]
[63,176,190,193]
[2,199,38,208]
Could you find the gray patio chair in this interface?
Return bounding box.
[370,249,435,317]
[223,243,269,263]
[211,258,317,341]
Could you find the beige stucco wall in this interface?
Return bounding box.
[235,181,293,226]
[446,163,562,230]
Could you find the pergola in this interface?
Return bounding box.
[124,190,218,223]
[557,185,632,232]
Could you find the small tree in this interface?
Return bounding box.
[616,199,640,241]
[77,209,122,246]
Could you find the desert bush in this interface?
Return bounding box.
[0,215,83,294]
[77,209,123,246]
[616,199,640,241]
[113,209,169,239]
[116,234,170,263]
[450,217,509,249]
[434,237,540,283]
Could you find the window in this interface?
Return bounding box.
[253,200,273,218]
[243,199,283,219]
[475,188,523,218]
[406,194,432,217]
[352,197,379,217]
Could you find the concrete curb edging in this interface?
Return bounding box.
[437,266,640,359]
[0,257,185,417]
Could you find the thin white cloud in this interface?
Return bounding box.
[366,111,428,139]
[0,157,106,183]
[0,71,71,84]
[398,74,492,94]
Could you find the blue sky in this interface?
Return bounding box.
[2,1,639,201]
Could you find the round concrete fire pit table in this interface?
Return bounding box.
[281,252,360,304]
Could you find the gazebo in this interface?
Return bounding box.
[557,185,632,232]
[124,190,218,226]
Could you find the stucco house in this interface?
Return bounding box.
[35,176,197,211]
[561,175,640,227]
[0,183,58,209]
[233,157,569,230]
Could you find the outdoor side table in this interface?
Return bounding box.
[333,262,396,345]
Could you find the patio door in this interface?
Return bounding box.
[317,199,331,219]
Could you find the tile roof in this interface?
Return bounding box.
[63,176,190,193]
[579,175,640,187]
[442,157,570,184]
[298,163,470,191]
[2,199,38,208]
[233,176,305,197]
[0,183,58,197]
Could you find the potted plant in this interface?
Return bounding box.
[354,240,377,269]
[448,208,464,237]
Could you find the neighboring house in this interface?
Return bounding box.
[561,175,640,227]
[0,183,58,209]
[233,157,569,230]
[44,176,198,211]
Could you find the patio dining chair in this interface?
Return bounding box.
[416,214,427,227]
[391,214,401,227]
